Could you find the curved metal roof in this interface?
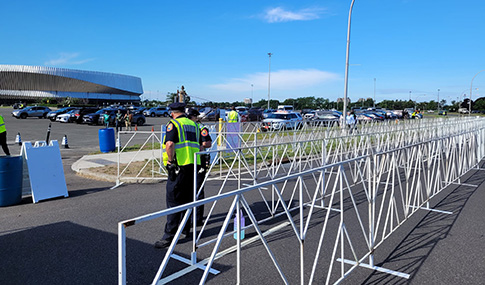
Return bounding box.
[0,65,143,100]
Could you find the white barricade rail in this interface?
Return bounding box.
[114,118,476,184]
[113,130,165,188]
[119,117,485,284]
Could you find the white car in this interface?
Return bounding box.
[262,112,303,131]
[303,111,316,120]
[56,111,75,123]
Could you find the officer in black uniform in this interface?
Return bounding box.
[187,108,212,226]
[155,102,202,249]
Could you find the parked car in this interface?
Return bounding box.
[312,111,340,126]
[12,106,51,119]
[247,108,263,121]
[143,106,170,117]
[262,112,303,131]
[197,107,212,120]
[47,107,76,121]
[238,110,249,122]
[356,113,373,123]
[303,111,316,120]
[56,109,80,123]
[262,109,276,118]
[83,108,115,125]
[71,107,99,124]
[131,107,146,115]
[97,109,146,126]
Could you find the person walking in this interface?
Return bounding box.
[124,110,133,131]
[187,108,212,226]
[115,109,123,132]
[103,111,110,128]
[155,102,202,249]
[228,106,239,123]
[0,114,11,156]
[346,111,356,133]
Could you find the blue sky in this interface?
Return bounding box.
[1,0,484,105]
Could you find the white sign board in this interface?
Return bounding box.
[21,141,69,203]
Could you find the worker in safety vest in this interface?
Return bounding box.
[155,102,201,249]
[0,115,11,156]
[228,106,239,123]
[187,108,212,226]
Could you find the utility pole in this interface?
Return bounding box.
[267,53,272,110]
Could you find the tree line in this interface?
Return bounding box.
[137,92,483,112]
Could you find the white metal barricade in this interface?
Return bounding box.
[119,117,485,284]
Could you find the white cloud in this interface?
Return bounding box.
[44,52,94,66]
[263,7,325,23]
[210,69,340,92]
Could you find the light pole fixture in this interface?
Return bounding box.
[267,53,272,110]
[342,0,356,127]
[470,70,485,115]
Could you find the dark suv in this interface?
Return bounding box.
[248,108,263,121]
[83,108,115,125]
[71,107,99,123]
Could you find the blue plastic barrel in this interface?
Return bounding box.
[0,156,22,207]
[98,128,116,153]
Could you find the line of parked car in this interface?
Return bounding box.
[12,105,147,126]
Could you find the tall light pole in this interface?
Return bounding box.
[251,84,254,108]
[267,53,272,110]
[437,88,440,113]
[470,70,485,115]
[342,0,356,127]
[373,78,376,108]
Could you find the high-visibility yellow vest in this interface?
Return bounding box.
[228,110,238,123]
[0,116,6,133]
[163,117,200,166]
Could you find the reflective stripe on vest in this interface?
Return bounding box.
[0,116,6,133]
[162,117,200,166]
[228,111,238,123]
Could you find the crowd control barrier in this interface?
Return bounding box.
[119,117,485,284]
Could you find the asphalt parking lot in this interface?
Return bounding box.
[0,106,484,284]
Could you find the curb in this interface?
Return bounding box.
[76,168,166,184]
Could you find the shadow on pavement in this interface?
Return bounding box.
[360,171,485,284]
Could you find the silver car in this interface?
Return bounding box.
[262,112,303,131]
[143,106,170,117]
[12,106,52,119]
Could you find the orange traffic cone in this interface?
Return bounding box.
[151,126,154,132]
[135,125,138,131]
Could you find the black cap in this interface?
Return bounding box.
[186,108,200,117]
[169,102,186,111]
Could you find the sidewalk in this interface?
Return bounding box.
[71,149,163,182]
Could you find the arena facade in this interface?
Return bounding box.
[0,65,143,105]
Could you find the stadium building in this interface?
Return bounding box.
[0,65,143,105]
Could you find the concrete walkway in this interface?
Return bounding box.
[71,149,164,182]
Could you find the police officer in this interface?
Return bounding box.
[0,114,11,156]
[228,106,239,123]
[187,108,212,226]
[155,102,201,248]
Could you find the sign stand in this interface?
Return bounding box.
[21,141,69,203]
